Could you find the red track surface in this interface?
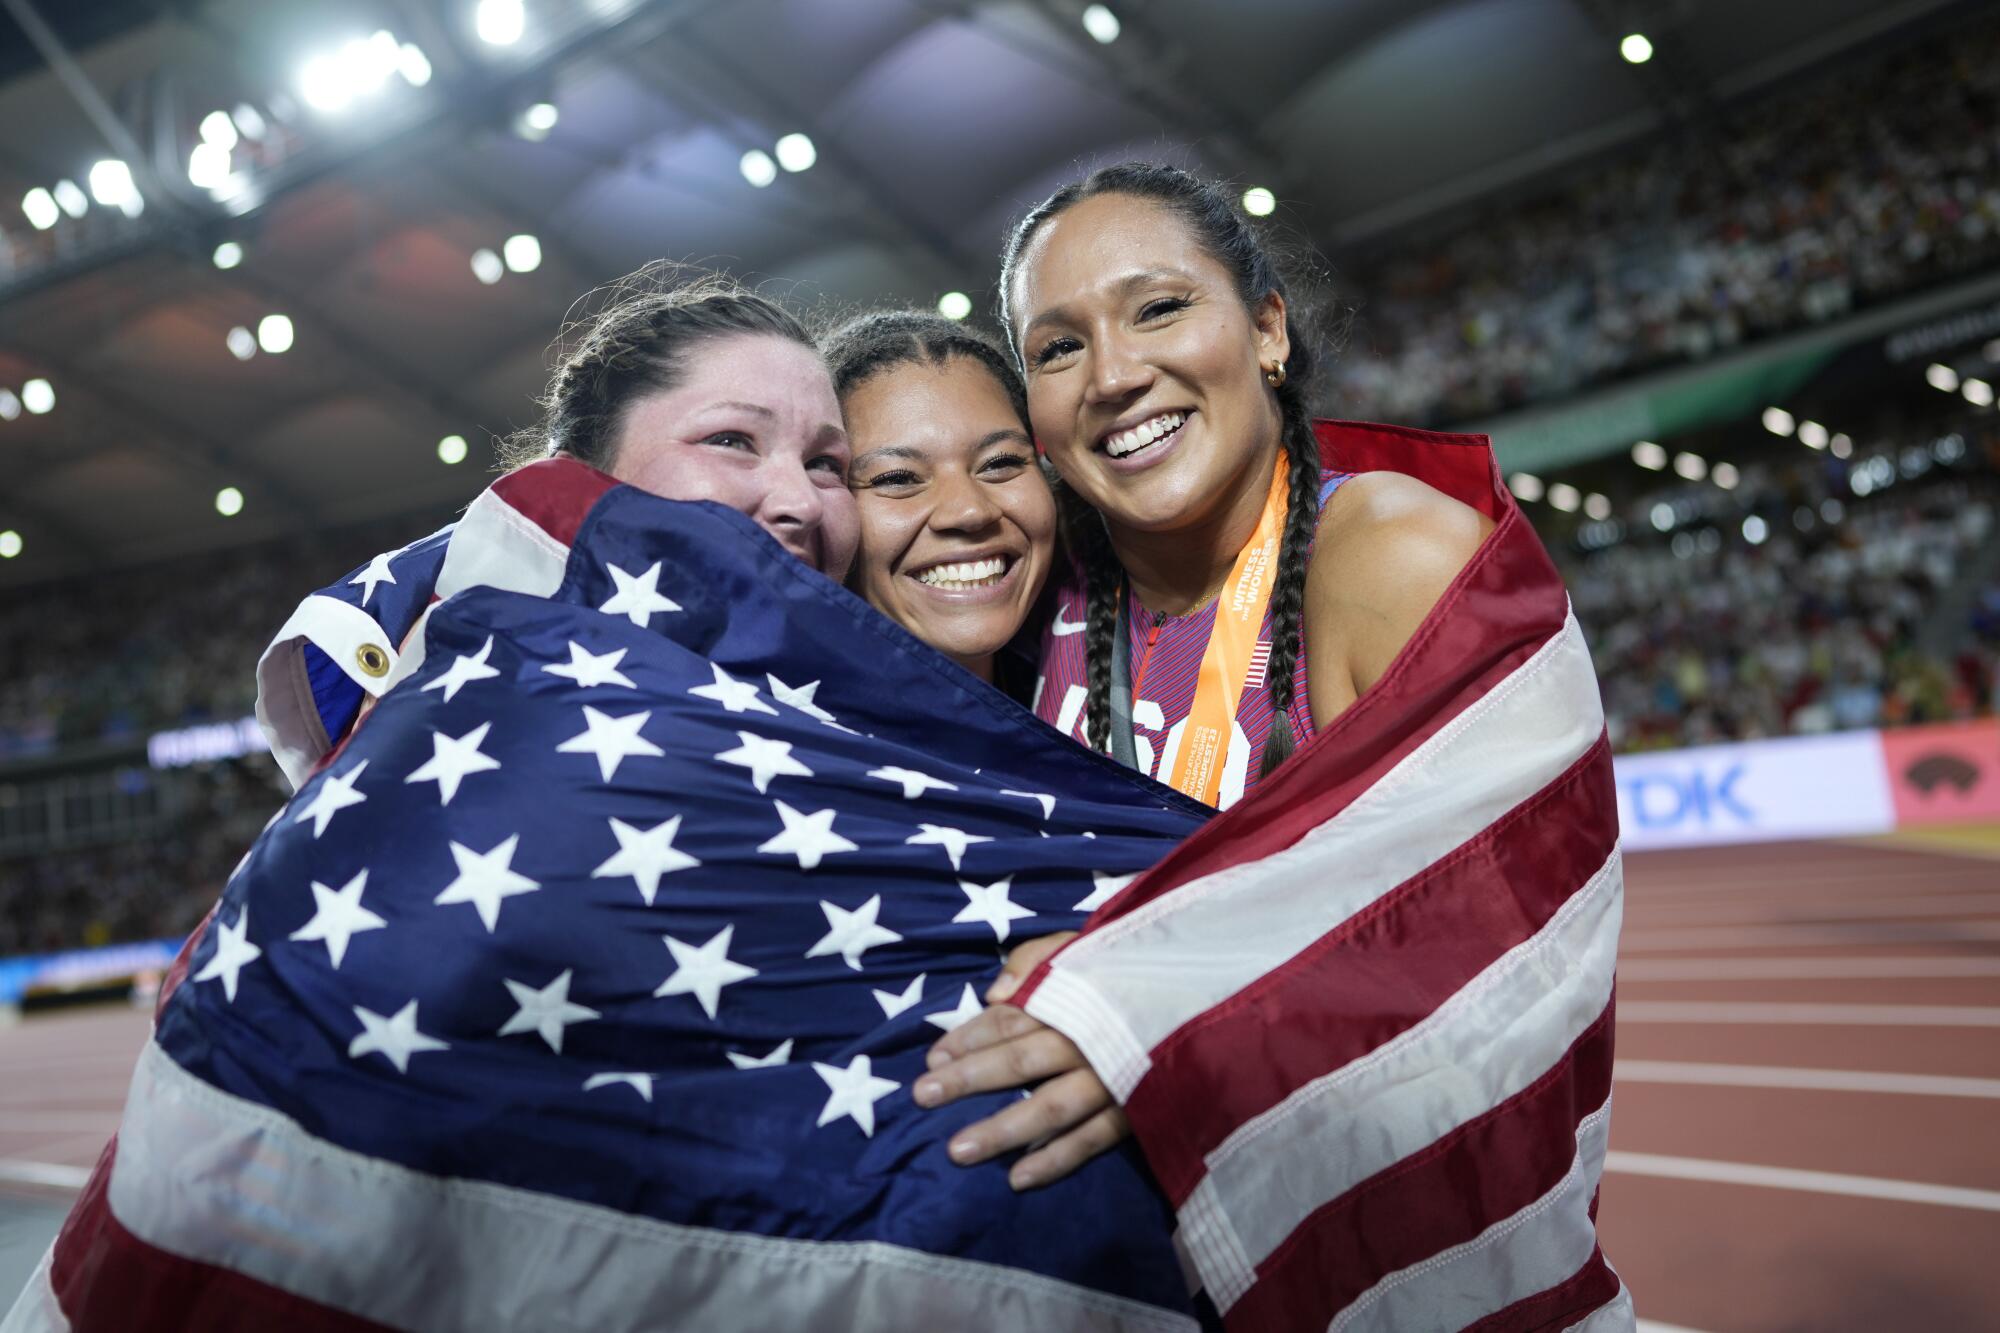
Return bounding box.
[3,835,1996,1329]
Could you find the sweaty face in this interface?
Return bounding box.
[1010,193,1289,536]
[845,360,1055,677]
[610,334,859,581]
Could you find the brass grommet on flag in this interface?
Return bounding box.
[355,644,392,678]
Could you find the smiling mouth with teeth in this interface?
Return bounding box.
[1102,411,1188,459]
[913,555,1013,590]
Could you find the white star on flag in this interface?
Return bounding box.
[421,636,501,702]
[557,705,664,782]
[806,895,902,970]
[1073,870,1136,912]
[583,1072,654,1102]
[192,908,261,1002]
[542,641,637,690]
[765,674,844,728]
[599,561,680,627]
[953,876,1035,942]
[689,664,777,715]
[592,815,698,906]
[867,765,956,800]
[813,1054,900,1138]
[288,869,386,968]
[760,801,857,870]
[715,731,812,794]
[905,823,990,872]
[292,759,368,838]
[348,999,449,1074]
[404,722,501,805]
[498,969,600,1053]
[873,973,927,1019]
[434,834,540,932]
[726,1038,794,1070]
[1001,789,1057,820]
[349,551,397,607]
[925,984,985,1033]
[655,924,757,1019]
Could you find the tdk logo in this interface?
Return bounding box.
[1621,764,1754,828]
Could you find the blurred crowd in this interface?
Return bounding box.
[1334,9,2000,425]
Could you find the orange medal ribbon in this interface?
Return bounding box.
[1163,451,1290,806]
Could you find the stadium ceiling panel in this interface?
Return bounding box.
[0,0,1968,587]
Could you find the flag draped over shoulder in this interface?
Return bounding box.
[14,461,1219,1333]
[1016,421,1631,1332]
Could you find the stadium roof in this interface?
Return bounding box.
[0,0,1970,586]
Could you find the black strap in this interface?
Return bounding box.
[1107,581,1140,771]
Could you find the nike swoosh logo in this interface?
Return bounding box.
[1052,610,1086,636]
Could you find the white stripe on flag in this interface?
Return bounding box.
[1185,847,1623,1308]
[1330,1099,1617,1332]
[256,592,401,789]
[107,1044,1196,1333]
[0,1245,67,1333]
[1027,612,1603,1100]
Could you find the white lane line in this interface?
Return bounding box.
[1636,1322,1715,1333]
[0,1158,92,1190]
[0,1111,125,1131]
[1622,956,2000,981]
[1605,1151,2000,1212]
[1615,1060,2000,1099]
[1621,921,2000,952]
[1618,1001,2000,1027]
[1626,892,2000,925]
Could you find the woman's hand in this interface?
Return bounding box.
[913,932,1132,1191]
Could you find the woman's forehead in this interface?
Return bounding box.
[846,360,1024,455]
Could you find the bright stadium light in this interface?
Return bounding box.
[188,141,232,190]
[477,0,525,46]
[1672,451,1706,481]
[1631,440,1666,470]
[226,326,258,361]
[523,102,559,133]
[199,110,239,150]
[1711,461,1740,490]
[1242,186,1276,217]
[1620,33,1653,64]
[739,149,777,188]
[1797,419,1828,449]
[215,486,245,517]
[1082,4,1121,43]
[0,530,19,559]
[0,388,19,420]
[300,52,353,112]
[1507,473,1544,503]
[399,43,433,86]
[503,233,542,273]
[775,133,816,173]
[1965,377,1995,407]
[257,314,295,354]
[1925,363,1960,392]
[937,291,972,321]
[232,103,268,140]
[1741,515,1768,545]
[52,179,87,217]
[213,241,244,269]
[1830,432,1853,458]
[1761,406,1794,436]
[1547,483,1580,513]
[1650,502,1674,532]
[88,159,137,209]
[438,433,469,465]
[21,378,53,414]
[1583,493,1611,520]
[470,247,505,284]
[21,187,57,230]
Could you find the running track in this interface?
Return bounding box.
[2,834,1996,1329]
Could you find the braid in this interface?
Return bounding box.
[1258,393,1322,778]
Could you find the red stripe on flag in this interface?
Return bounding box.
[491,456,619,548]
[1127,736,1618,1202]
[1225,1001,1616,1331]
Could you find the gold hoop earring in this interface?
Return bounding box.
[1264,361,1287,389]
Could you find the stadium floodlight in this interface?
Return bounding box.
[0,530,19,559]
[1741,515,1768,546]
[21,187,57,230]
[1082,4,1121,43]
[438,434,469,465]
[1829,432,1853,458]
[399,43,433,87]
[1925,363,1959,392]
[937,291,973,321]
[1620,33,1653,64]
[87,159,137,209]
[1649,502,1674,532]
[1760,406,1794,436]
[1631,440,1666,470]
[1796,419,1828,449]
[215,486,245,517]
[1506,473,1543,503]
[188,141,232,190]
[213,241,244,269]
[523,102,559,133]
[775,133,816,173]
[1672,451,1706,481]
[52,179,88,217]
[1583,493,1611,520]
[300,53,353,112]
[503,234,542,273]
[739,149,778,188]
[1711,461,1740,490]
[1547,483,1580,513]
[199,110,239,150]
[257,314,295,354]
[232,103,268,140]
[1964,377,1995,407]
[476,0,525,47]
[21,378,53,414]
[471,247,505,284]
[1242,187,1276,217]
[0,388,18,420]
[226,326,258,361]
